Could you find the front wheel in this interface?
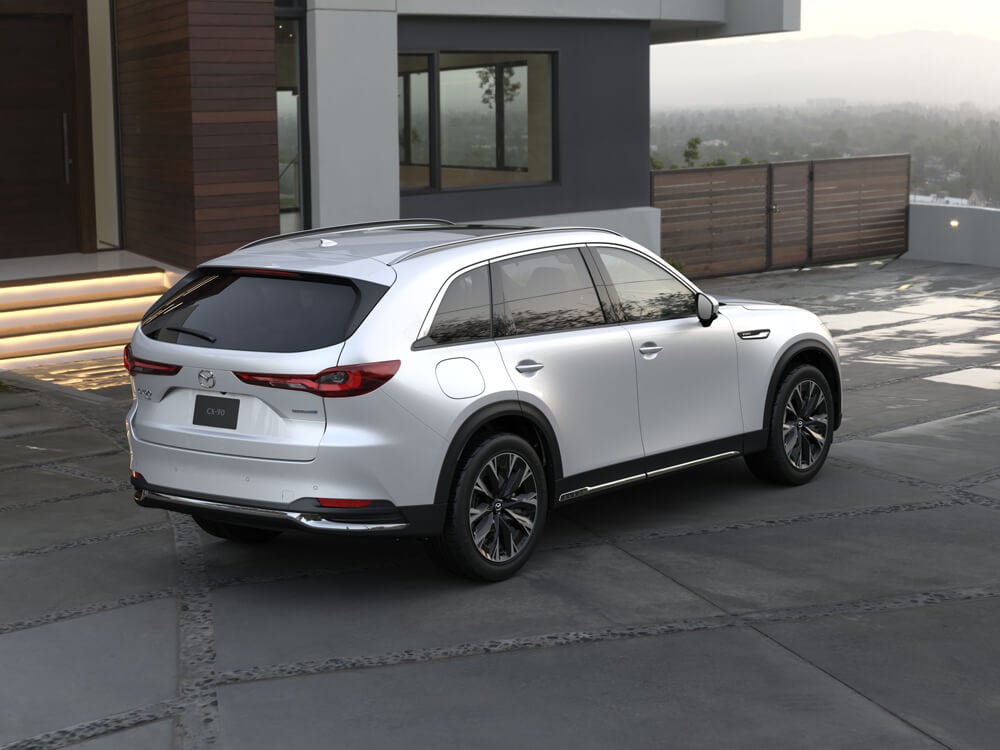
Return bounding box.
[745,364,833,486]
[428,433,547,582]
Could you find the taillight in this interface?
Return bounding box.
[234,360,400,398]
[123,344,181,376]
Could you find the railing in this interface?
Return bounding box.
[651,154,910,278]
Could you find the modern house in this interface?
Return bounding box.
[0,0,800,369]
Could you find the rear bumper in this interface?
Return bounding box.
[134,482,445,537]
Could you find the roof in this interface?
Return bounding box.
[201,220,627,284]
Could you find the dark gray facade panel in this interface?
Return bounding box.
[398,17,651,221]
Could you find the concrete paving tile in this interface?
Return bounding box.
[67,720,174,750]
[561,459,938,537]
[216,627,939,750]
[0,466,107,506]
[761,597,1000,749]
[0,599,177,746]
[0,405,81,437]
[835,406,1000,483]
[211,543,720,672]
[841,378,1000,436]
[0,529,176,624]
[61,452,133,482]
[966,478,1000,501]
[622,505,1000,614]
[0,490,167,556]
[0,392,42,411]
[0,426,120,470]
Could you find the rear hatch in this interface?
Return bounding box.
[128,267,388,461]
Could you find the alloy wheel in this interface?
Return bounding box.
[468,452,539,562]
[782,379,829,470]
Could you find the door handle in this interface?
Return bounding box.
[638,343,663,357]
[62,113,72,185]
[515,360,544,374]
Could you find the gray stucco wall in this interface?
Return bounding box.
[398,17,652,224]
[907,204,1000,269]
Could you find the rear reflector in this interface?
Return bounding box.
[234,360,400,398]
[124,344,181,376]
[316,499,374,508]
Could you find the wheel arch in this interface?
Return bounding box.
[433,401,563,508]
[762,341,843,435]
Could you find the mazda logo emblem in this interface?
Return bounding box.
[198,370,216,389]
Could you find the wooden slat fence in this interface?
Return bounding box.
[651,154,910,278]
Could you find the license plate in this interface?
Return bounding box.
[193,395,239,429]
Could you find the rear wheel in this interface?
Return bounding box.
[745,364,833,485]
[193,516,283,544]
[428,433,547,582]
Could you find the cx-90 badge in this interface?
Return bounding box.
[198,370,215,389]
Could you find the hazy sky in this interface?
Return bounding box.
[794,0,1000,40]
[649,0,1000,108]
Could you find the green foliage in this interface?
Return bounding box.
[662,256,685,273]
[476,66,521,109]
[650,154,665,170]
[701,158,728,167]
[650,103,1000,206]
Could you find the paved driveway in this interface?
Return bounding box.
[2,257,1000,749]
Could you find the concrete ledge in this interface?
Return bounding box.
[907,203,1000,268]
[504,206,663,254]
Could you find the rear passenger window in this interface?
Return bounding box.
[594,246,696,322]
[492,248,605,336]
[424,265,492,346]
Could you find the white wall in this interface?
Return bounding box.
[308,8,400,226]
[908,204,1000,269]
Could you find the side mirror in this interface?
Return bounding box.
[696,293,719,327]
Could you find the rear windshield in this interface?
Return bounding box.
[141,268,387,352]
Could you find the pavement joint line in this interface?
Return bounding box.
[169,513,223,750]
[0,589,176,636]
[210,580,1000,689]
[0,700,183,750]
[206,554,426,590]
[0,486,130,515]
[825,456,944,489]
[0,449,123,475]
[0,523,170,562]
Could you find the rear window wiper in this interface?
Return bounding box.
[164,326,217,343]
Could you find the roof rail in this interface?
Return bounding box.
[389,225,624,265]
[235,218,456,251]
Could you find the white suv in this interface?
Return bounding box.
[126,220,841,581]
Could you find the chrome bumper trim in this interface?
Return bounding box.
[137,490,409,533]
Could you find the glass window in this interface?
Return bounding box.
[398,55,431,189]
[397,52,553,191]
[594,247,696,322]
[141,270,386,353]
[424,265,492,346]
[276,19,304,233]
[493,249,605,337]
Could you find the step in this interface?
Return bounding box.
[0,322,137,361]
[0,267,171,312]
[0,295,161,338]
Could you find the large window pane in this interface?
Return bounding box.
[398,55,431,189]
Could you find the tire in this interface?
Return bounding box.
[428,433,548,582]
[745,364,833,486]
[193,516,283,544]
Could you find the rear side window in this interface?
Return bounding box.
[492,248,605,336]
[422,265,492,346]
[593,246,696,322]
[140,269,386,352]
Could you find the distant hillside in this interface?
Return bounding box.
[651,31,1000,109]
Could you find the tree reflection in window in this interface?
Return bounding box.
[595,247,696,322]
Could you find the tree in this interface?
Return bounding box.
[683,137,702,168]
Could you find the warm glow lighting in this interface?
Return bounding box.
[0,271,167,311]
[0,296,159,337]
[0,323,138,359]
[949,219,960,228]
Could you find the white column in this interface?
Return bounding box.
[307,7,400,226]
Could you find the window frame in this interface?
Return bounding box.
[585,244,700,324]
[398,50,558,194]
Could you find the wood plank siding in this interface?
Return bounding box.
[652,155,910,278]
[116,0,278,269]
